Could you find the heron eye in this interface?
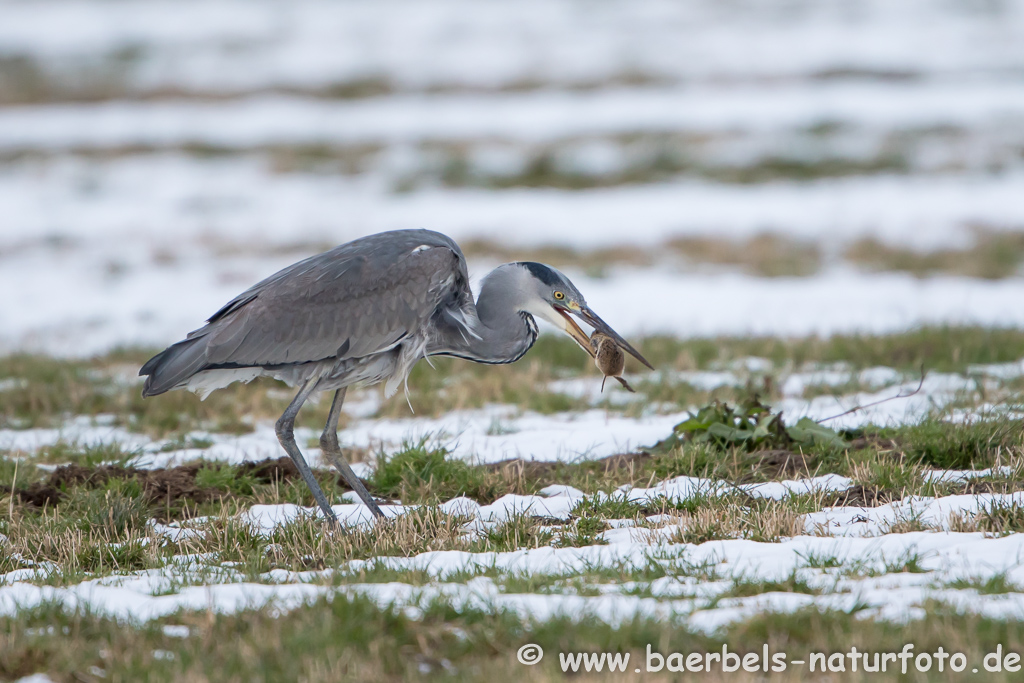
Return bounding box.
[553,291,565,300]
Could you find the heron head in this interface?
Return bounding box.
[516,262,654,370]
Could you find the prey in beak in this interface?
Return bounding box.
[553,303,654,370]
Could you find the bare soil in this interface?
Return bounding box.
[4,457,358,512]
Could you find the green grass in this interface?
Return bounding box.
[158,435,214,452]
[847,230,1024,279]
[574,492,642,515]
[713,571,820,602]
[882,549,929,574]
[8,596,1024,681]
[34,441,139,467]
[877,418,1024,470]
[797,549,844,570]
[0,349,352,436]
[970,499,1024,536]
[3,411,1017,568]
[4,326,1024,435]
[471,512,554,553]
[370,439,500,504]
[194,463,258,495]
[554,514,609,548]
[5,329,1024,680]
[639,326,1024,374]
[402,140,908,195]
[946,573,1021,595]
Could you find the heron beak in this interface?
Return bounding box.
[554,306,596,357]
[554,304,655,370]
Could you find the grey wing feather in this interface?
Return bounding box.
[140,229,471,396]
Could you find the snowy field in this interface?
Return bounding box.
[4,0,1024,680]
[2,0,1024,355]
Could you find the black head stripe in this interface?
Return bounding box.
[520,261,562,287]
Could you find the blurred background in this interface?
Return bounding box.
[2,0,1023,356]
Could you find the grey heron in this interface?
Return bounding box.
[140,229,652,524]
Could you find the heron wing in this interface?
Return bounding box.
[194,230,470,368]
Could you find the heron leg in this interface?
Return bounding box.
[275,378,339,526]
[320,388,385,519]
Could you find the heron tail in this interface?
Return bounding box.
[139,337,208,397]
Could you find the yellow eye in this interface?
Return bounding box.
[553,291,565,300]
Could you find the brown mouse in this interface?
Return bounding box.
[590,332,635,392]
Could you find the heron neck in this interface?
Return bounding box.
[439,264,537,364]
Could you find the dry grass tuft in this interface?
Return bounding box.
[661,499,805,545]
[846,227,1024,279]
[667,233,822,277]
[169,506,474,573]
[2,502,164,577]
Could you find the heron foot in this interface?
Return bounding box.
[320,433,386,519]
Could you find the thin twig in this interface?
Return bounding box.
[819,364,927,424]
[8,457,17,520]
